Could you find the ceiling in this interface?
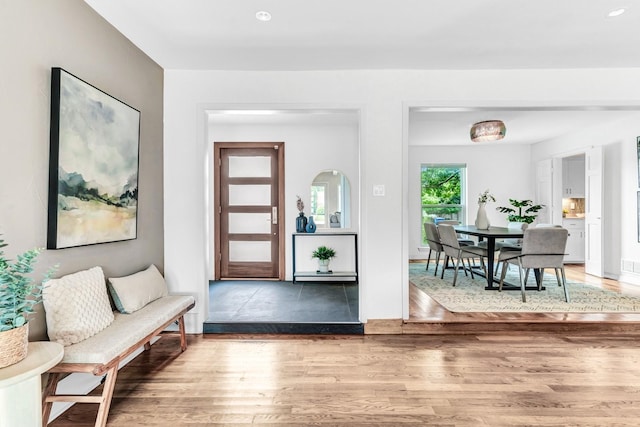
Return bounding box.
[409,108,640,145]
[84,0,640,145]
[85,0,638,71]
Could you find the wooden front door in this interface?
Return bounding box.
[214,142,284,280]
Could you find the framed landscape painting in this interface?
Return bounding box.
[637,136,640,188]
[47,68,140,249]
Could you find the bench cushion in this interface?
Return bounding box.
[60,295,195,365]
[107,264,169,314]
[43,266,115,346]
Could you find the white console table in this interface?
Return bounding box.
[0,341,64,427]
[292,232,358,283]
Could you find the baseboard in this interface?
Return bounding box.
[402,320,640,335]
[203,322,364,335]
[619,272,640,286]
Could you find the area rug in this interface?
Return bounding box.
[409,263,640,313]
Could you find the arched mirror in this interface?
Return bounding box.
[310,170,351,229]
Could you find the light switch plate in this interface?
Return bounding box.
[373,185,385,197]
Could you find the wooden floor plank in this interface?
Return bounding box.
[48,264,640,425]
[50,333,640,426]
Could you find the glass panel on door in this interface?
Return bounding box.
[229,241,272,262]
[228,156,271,177]
[228,185,271,206]
[228,212,271,234]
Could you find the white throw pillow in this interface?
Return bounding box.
[43,266,115,346]
[107,264,168,314]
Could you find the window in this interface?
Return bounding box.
[421,164,466,244]
[310,183,327,225]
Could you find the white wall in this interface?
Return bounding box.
[164,68,640,329]
[208,122,360,281]
[408,144,533,258]
[531,114,640,283]
[3,0,164,340]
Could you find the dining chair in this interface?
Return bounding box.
[498,227,569,302]
[436,220,475,246]
[437,224,490,287]
[423,222,445,276]
[499,224,558,281]
[493,222,529,276]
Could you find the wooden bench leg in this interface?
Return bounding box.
[95,366,118,427]
[178,315,187,352]
[144,342,152,351]
[42,372,62,426]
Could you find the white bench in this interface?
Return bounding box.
[40,266,195,427]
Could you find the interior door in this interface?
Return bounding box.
[214,142,285,280]
[585,145,603,277]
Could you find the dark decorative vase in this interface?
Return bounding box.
[305,216,317,233]
[296,212,307,233]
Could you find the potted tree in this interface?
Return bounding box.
[0,236,54,367]
[496,199,544,224]
[312,246,336,273]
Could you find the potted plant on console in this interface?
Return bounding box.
[496,199,544,224]
[0,236,54,368]
[312,246,336,274]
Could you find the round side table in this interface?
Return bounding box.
[0,341,64,427]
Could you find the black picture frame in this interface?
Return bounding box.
[637,136,640,188]
[48,68,141,249]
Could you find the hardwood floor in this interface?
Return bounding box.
[406,262,640,334]
[50,333,640,426]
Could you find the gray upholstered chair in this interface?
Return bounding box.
[498,227,569,302]
[423,222,445,276]
[437,224,490,287]
[437,220,474,246]
[493,222,529,276]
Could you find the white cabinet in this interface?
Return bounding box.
[562,157,585,198]
[563,219,585,263]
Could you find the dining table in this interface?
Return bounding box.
[453,224,541,291]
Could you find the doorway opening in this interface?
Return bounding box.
[206,108,362,332]
[404,105,640,326]
[558,153,586,266]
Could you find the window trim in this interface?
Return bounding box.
[420,163,467,244]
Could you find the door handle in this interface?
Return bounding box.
[272,207,278,224]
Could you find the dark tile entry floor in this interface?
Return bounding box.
[205,280,362,334]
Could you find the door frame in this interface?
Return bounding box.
[549,149,604,276]
[213,141,286,280]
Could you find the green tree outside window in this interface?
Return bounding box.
[420,165,466,244]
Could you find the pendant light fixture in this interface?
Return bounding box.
[470,120,506,142]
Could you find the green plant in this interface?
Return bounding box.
[0,236,55,332]
[477,189,496,204]
[496,199,544,224]
[311,246,336,261]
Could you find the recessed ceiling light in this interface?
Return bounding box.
[255,11,272,22]
[608,8,625,17]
